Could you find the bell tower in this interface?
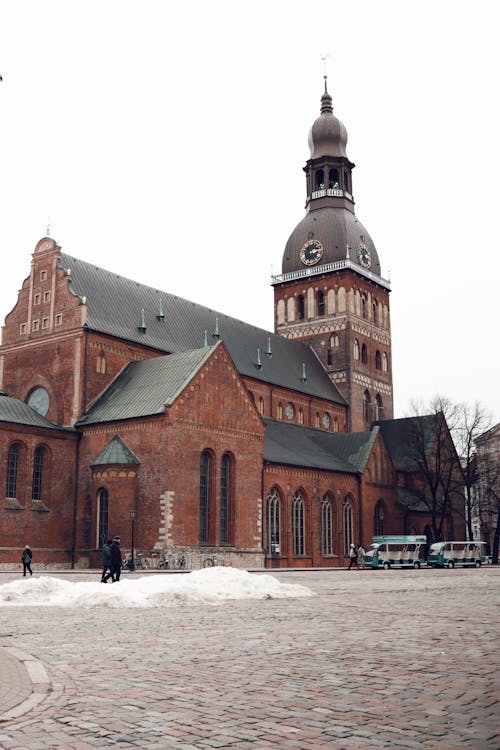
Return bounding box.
[272,75,393,432]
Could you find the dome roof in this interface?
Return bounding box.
[282,207,380,276]
[308,86,348,159]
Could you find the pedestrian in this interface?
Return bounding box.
[109,536,123,582]
[348,543,359,570]
[22,545,33,576]
[101,538,115,583]
[357,544,366,569]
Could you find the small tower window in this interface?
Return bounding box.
[361,344,368,364]
[297,295,305,320]
[317,291,325,316]
[382,352,389,372]
[327,349,333,366]
[354,339,360,360]
[328,169,339,189]
[315,170,324,190]
[375,350,382,370]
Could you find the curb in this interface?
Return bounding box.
[0,646,51,722]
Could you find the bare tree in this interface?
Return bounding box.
[406,396,465,542]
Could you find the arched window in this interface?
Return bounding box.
[315,169,324,189]
[277,299,286,325]
[361,343,368,364]
[321,496,333,555]
[292,491,305,556]
[317,291,325,316]
[199,450,213,543]
[354,339,360,360]
[372,301,378,325]
[32,446,47,501]
[382,352,389,372]
[361,295,367,319]
[266,487,281,555]
[97,350,106,374]
[6,444,20,499]
[220,453,233,544]
[376,394,384,420]
[297,295,305,320]
[374,500,385,537]
[363,390,372,423]
[258,397,264,415]
[375,350,382,370]
[343,497,353,554]
[328,168,339,188]
[97,488,109,548]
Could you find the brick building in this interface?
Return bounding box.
[0,78,465,569]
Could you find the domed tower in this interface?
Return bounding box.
[272,77,393,431]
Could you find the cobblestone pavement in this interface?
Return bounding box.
[0,567,498,750]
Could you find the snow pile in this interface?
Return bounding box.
[0,567,314,608]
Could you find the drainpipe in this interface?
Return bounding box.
[261,464,266,568]
[70,433,81,568]
[357,472,364,547]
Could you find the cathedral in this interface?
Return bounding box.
[0,78,465,570]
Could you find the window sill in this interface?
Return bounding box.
[31,501,50,512]
[5,498,24,510]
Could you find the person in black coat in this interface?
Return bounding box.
[22,545,33,576]
[101,538,114,583]
[110,536,123,581]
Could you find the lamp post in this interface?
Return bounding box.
[130,508,136,571]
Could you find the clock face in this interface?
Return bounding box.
[27,387,50,417]
[357,242,372,269]
[322,413,331,428]
[285,403,295,419]
[300,239,324,266]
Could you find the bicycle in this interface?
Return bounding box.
[174,554,186,569]
[157,552,169,569]
[202,554,225,568]
[135,554,150,570]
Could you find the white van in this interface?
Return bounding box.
[427,541,486,568]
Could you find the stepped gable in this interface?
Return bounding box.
[263,418,378,473]
[60,253,346,406]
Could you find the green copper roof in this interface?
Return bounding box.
[90,434,140,466]
[0,393,74,431]
[78,345,216,425]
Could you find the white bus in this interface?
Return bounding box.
[427,541,487,569]
[364,535,427,570]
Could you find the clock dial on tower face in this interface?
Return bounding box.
[27,387,50,417]
[300,239,324,266]
[357,242,372,269]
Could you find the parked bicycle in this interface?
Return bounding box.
[174,554,186,569]
[122,553,150,571]
[202,553,225,568]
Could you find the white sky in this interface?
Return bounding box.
[0,567,313,607]
[1,0,498,424]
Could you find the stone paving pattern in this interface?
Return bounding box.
[0,567,498,749]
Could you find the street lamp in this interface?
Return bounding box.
[130,508,136,571]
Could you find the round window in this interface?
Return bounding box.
[27,387,50,417]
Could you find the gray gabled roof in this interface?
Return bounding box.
[59,253,346,406]
[78,346,216,425]
[0,393,74,431]
[263,418,377,474]
[375,415,439,471]
[91,434,140,466]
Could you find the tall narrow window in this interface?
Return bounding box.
[343,498,353,553]
[292,491,305,556]
[361,343,368,363]
[97,351,106,374]
[327,349,333,366]
[318,291,325,316]
[32,446,45,501]
[321,496,333,555]
[266,487,281,554]
[354,339,360,360]
[375,350,382,370]
[97,488,109,548]
[374,500,384,537]
[6,444,19,499]
[220,453,233,544]
[376,394,384,420]
[363,390,372,423]
[199,451,212,543]
[298,295,305,320]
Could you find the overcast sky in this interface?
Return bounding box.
[1,0,498,425]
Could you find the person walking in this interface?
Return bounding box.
[101,538,115,583]
[22,545,33,576]
[109,536,123,582]
[357,544,366,569]
[348,543,359,570]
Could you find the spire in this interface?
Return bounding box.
[320,52,333,114]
